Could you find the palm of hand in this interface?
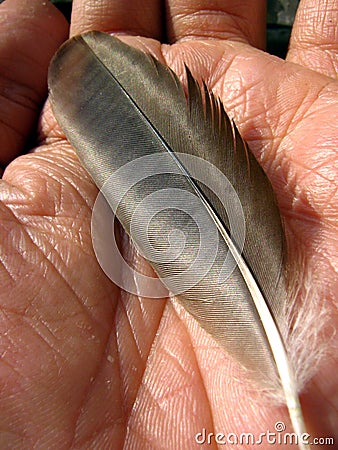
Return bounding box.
[0,0,337,448]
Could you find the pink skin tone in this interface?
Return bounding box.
[0,0,337,448]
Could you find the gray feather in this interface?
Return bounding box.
[48,31,308,446]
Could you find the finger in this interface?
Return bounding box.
[166,0,266,48]
[70,0,163,40]
[0,0,68,166]
[287,0,338,78]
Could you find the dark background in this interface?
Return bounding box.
[0,0,300,58]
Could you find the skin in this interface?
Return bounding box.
[0,0,337,448]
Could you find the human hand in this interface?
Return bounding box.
[0,0,337,448]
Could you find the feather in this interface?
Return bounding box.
[48,31,309,447]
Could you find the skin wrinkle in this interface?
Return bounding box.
[116,295,166,419]
[75,421,125,449]
[275,98,309,143]
[0,44,42,82]
[131,375,184,427]
[125,422,155,450]
[117,296,146,363]
[147,369,194,406]
[287,205,337,236]
[1,329,48,385]
[10,220,103,330]
[17,321,70,381]
[284,215,330,269]
[0,354,25,380]
[276,78,321,131]
[289,50,337,79]
[71,330,124,449]
[28,230,78,280]
[0,51,53,113]
[122,334,160,435]
[3,31,50,76]
[0,259,16,283]
[0,81,40,114]
[166,1,266,48]
[160,346,196,379]
[207,47,273,112]
[22,306,65,347]
[287,1,337,77]
[0,248,29,293]
[91,25,158,38]
[174,298,284,438]
[4,153,96,215]
[279,140,336,204]
[165,305,217,432]
[70,1,162,39]
[114,235,167,423]
[302,7,337,44]
[14,200,89,242]
[73,355,125,440]
[26,187,90,227]
[116,324,141,421]
[294,51,336,77]
[292,154,337,185]
[205,44,242,86]
[173,9,256,44]
[2,233,47,287]
[300,91,337,122]
[311,377,338,422]
[294,40,338,51]
[124,303,216,448]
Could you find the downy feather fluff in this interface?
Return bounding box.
[48,31,318,447]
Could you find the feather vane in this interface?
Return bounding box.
[48,31,309,447]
